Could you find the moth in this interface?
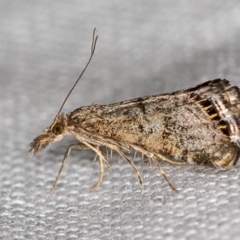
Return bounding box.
[29,29,240,193]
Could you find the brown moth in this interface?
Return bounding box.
[29,29,240,193]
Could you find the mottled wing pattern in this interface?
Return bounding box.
[181,79,240,166]
[69,79,240,168]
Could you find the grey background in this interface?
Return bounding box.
[1,1,240,239]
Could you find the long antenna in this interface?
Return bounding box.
[56,28,98,115]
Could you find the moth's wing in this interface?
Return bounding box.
[178,79,240,167]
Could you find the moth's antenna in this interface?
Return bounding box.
[56,28,98,115]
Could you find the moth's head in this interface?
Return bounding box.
[29,113,68,155]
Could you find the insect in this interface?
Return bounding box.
[29,29,240,194]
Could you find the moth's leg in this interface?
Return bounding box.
[133,150,138,160]
[151,157,178,193]
[154,153,187,166]
[130,145,178,193]
[79,142,112,191]
[89,146,112,191]
[130,145,186,166]
[51,143,89,194]
[95,147,112,171]
[114,147,143,187]
[90,150,105,192]
[94,147,108,160]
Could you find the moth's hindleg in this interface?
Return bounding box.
[152,157,178,193]
[155,153,187,166]
[51,143,89,194]
[114,147,143,187]
[130,145,179,193]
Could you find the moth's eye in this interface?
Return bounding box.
[52,124,63,135]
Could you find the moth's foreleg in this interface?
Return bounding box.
[90,148,105,192]
[51,143,89,194]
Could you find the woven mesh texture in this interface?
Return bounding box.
[1,1,240,239]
